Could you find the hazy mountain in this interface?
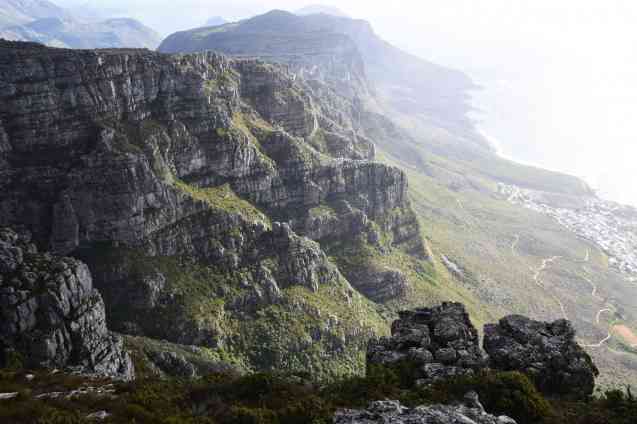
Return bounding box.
[0,0,70,28]
[0,16,161,49]
[296,4,350,17]
[204,16,227,27]
[159,10,477,153]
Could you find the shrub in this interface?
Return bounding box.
[428,371,553,424]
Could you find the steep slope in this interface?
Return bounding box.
[0,39,453,379]
[0,0,69,28]
[156,10,636,388]
[0,16,161,49]
[157,10,591,196]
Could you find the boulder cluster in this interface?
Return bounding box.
[367,302,486,386]
[367,302,598,398]
[334,397,516,424]
[485,315,599,398]
[0,228,134,380]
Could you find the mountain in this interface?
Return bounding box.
[0,0,69,28]
[296,4,350,17]
[159,11,489,160]
[0,16,161,49]
[160,9,636,389]
[204,16,227,27]
[0,38,445,380]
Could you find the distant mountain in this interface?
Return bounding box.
[204,16,227,27]
[296,4,350,17]
[158,10,477,155]
[0,16,161,49]
[0,0,69,28]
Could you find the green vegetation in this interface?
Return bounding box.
[173,179,269,224]
[2,366,636,424]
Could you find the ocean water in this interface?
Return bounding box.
[467,70,637,207]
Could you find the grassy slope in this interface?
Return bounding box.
[376,143,637,389]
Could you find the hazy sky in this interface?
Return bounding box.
[56,0,637,204]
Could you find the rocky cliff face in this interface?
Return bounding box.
[0,227,134,380]
[0,39,426,378]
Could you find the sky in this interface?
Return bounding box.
[56,0,637,205]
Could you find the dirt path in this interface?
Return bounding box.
[511,234,520,256]
[579,309,613,348]
[581,273,604,302]
[530,256,568,320]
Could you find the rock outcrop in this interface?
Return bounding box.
[0,39,427,378]
[367,302,486,385]
[0,228,134,380]
[484,315,599,398]
[334,398,516,424]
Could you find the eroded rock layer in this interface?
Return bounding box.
[0,40,426,378]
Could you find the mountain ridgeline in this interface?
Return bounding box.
[0,37,431,379]
[0,0,161,49]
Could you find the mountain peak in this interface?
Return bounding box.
[296,4,350,18]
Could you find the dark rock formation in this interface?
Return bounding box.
[484,315,599,398]
[367,302,486,385]
[334,398,517,424]
[0,228,134,380]
[0,39,425,377]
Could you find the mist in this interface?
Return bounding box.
[57,0,637,205]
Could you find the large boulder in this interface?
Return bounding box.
[484,315,598,398]
[0,228,134,380]
[367,302,486,385]
[334,397,516,424]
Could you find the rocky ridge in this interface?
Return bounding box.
[0,39,425,378]
[0,227,134,380]
[485,315,599,398]
[367,303,598,398]
[367,302,486,385]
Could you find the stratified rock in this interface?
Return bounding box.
[0,228,134,380]
[334,398,517,424]
[0,39,423,377]
[484,315,599,398]
[367,302,486,385]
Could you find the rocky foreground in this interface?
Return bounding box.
[0,228,133,380]
[334,398,516,424]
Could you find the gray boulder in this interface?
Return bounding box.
[334,398,517,424]
[367,302,486,385]
[0,228,134,380]
[484,315,598,398]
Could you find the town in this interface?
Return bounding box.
[499,183,637,277]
